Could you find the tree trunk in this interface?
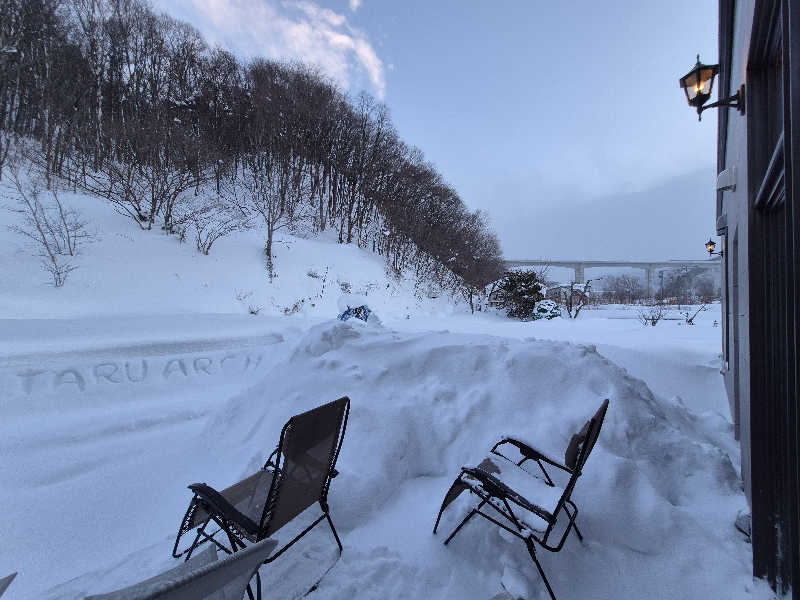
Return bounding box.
[265,227,274,282]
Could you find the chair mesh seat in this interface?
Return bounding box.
[465,454,564,532]
[189,470,275,540]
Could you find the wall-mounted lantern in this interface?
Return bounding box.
[680,55,745,120]
[706,238,723,256]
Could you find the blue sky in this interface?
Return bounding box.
[155,0,720,261]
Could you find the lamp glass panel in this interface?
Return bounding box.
[698,67,715,95]
[682,71,700,100]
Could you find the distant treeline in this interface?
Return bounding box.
[0,0,504,291]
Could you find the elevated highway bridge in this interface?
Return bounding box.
[504,259,722,296]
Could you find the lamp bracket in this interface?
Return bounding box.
[698,84,746,120]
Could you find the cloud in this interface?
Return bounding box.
[484,168,717,261]
[159,0,385,98]
[349,0,362,11]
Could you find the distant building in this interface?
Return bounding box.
[715,0,798,592]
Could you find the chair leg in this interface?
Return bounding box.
[443,497,488,545]
[571,521,584,542]
[433,480,458,534]
[173,497,202,559]
[433,477,470,534]
[563,503,583,542]
[443,509,476,545]
[526,539,557,600]
[325,513,343,554]
[193,518,243,560]
[184,516,213,561]
[245,571,262,600]
[245,580,256,600]
[433,479,458,535]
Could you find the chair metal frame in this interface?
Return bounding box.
[172,397,350,570]
[433,400,608,600]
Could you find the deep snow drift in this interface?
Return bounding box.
[1,317,768,599]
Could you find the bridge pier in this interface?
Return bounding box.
[574,264,585,284]
[645,266,653,298]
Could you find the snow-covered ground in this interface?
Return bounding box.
[0,180,771,599]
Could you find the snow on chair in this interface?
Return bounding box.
[172,397,350,568]
[433,399,609,600]
[86,538,278,600]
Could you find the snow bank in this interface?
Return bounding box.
[220,321,755,598]
[386,304,731,418]
[46,321,756,599]
[2,319,764,599]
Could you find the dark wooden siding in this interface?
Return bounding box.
[719,0,799,591]
[781,0,799,590]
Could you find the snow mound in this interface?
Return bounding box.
[192,321,752,599]
[7,320,761,599]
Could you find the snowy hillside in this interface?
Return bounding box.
[0,177,769,599]
[0,176,454,321]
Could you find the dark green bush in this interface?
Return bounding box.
[495,270,545,320]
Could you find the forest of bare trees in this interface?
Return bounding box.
[0,0,504,290]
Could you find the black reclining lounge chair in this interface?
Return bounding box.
[87,538,278,600]
[173,397,350,567]
[433,399,609,600]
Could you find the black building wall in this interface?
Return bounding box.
[717,0,799,592]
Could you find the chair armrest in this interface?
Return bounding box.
[461,467,554,523]
[493,438,572,473]
[461,467,509,500]
[188,483,259,537]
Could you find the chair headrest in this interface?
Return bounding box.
[564,399,609,470]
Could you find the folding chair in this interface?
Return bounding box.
[173,397,350,566]
[433,399,609,600]
[86,538,278,600]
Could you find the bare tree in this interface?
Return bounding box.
[224,156,309,280]
[69,0,109,167]
[559,279,593,318]
[0,128,12,181]
[5,160,93,286]
[74,147,152,228]
[175,191,248,255]
[0,0,507,294]
[605,274,645,304]
[681,304,707,325]
[637,305,665,327]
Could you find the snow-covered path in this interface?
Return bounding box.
[1,315,298,599]
[0,311,770,600]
